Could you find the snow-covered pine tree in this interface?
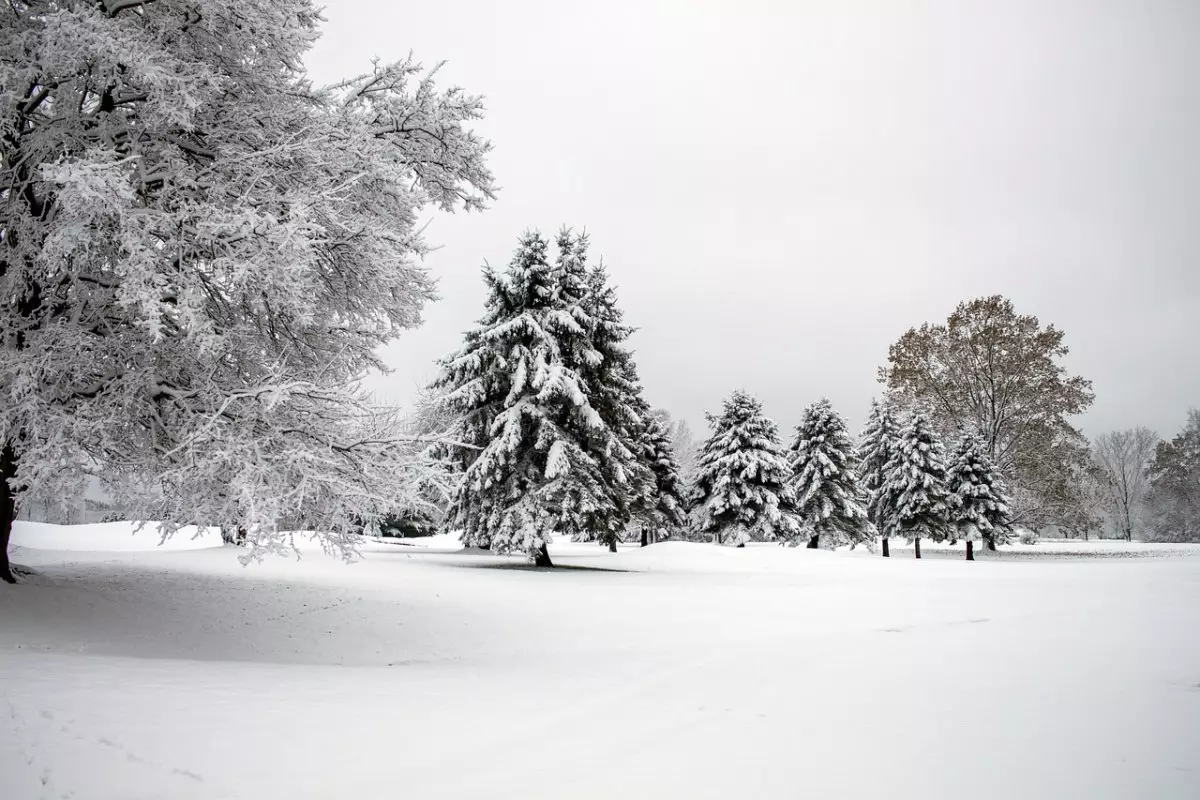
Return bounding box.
[947,436,1013,560]
[637,411,689,545]
[559,233,652,551]
[435,232,616,566]
[787,399,874,550]
[880,413,952,558]
[0,0,495,580]
[690,391,799,546]
[857,399,901,557]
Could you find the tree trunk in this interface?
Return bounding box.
[966,541,974,561]
[985,533,997,551]
[608,538,618,553]
[533,541,553,568]
[882,537,890,558]
[806,534,819,549]
[640,529,648,547]
[914,538,921,559]
[0,443,19,584]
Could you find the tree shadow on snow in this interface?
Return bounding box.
[442,560,635,574]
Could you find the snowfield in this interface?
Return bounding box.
[3,523,1199,799]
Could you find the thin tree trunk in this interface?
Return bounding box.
[533,541,553,567]
[0,443,19,584]
[966,541,974,561]
[640,529,648,547]
[806,534,819,549]
[882,537,890,558]
[608,538,617,553]
[914,538,922,559]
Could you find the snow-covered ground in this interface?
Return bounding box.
[3,523,1199,799]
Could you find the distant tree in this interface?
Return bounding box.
[636,413,689,545]
[669,417,700,487]
[880,413,951,559]
[946,436,1012,560]
[0,1,495,583]
[690,391,799,547]
[786,399,874,550]
[1093,428,1158,541]
[879,296,1094,533]
[1144,410,1200,543]
[857,398,901,557]
[1054,459,1107,541]
[434,232,617,566]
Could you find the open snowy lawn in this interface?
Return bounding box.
[3,524,1199,799]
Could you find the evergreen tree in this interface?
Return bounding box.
[947,436,1013,560]
[690,391,799,546]
[434,232,617,566]
[566,239,655,551]
[787,399,874,550]
[857,399,901,557]
[637,412,689,545]
[880,413,951,558]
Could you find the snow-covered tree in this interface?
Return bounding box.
[690,391,799,546]
[434,232,618,566]
[880,413,951,558]
[787,399,874,550]
[568,237,654,551]
[0,0,495,581]
[636,412,688,545]
[857,398,901,557]
[946,436,1013,560]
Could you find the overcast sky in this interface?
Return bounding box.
[306,0,1200,439]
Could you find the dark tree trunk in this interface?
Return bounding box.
[1,443,19,584]
[914,538,922,559]
[640,529,648,547]
[984,532,997,551]
[882,537,890,558]
[533,542,553,568]
[966,541,974,561]
[608,538,618,553]
[806,535,820,549]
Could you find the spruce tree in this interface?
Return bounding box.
[435,232,616,566]
[637,412,689,545]
[880,413,951,558]
[787,399,874,550]
[690,391,799,546]
[564,233,658,551]
[947,436,1013,560]
[857,399,901,557]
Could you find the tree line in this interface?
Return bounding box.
[431,231,1021,564]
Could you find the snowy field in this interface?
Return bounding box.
[3,523,1200,799]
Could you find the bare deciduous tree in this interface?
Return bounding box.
[1093,428,1157,541]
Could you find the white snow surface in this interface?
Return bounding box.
[3,522,1200,799]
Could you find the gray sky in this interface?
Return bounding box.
[306,0,1200,440]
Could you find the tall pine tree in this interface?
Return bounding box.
[947,436,1013,560]
[857,398,901,557]
[690,391,799,546]
[787,399,874,550]
[435,232,618,566]
[570,242,655,551]
[880,413,951,559]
